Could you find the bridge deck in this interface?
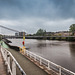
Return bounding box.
[7,48,48,75]
[0,46,7,75]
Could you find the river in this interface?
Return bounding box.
[8,39,75,73]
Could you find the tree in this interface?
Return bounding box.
[36,29,46,36]
[0,35,2,40]
[69,24,75,35]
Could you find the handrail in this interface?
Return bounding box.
[0,46,26,75]
[25,50,75,75]
[1,45,75,75]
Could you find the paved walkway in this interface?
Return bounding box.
[1,41,48,75]
[0,43,48,75]
[0,46,7,75]
[7,48,48,75]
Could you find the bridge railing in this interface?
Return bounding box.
[25,50,75,75]
[0,46,26,75]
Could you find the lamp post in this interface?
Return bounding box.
[22,32,26,54]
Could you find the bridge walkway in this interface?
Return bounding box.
[1,42,48,75]
[7,48,48,75]
[0,46,7,75]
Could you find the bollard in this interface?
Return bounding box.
[24,49,26,55]
[23,46,26,54]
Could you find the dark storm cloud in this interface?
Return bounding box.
[0,0,75,20]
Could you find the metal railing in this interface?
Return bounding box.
[1,45,75,75]
[25,50,75,75]
[0,46,26,75]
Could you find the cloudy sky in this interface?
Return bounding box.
[0,0,75,34]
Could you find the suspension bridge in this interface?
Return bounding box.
[0,25,75,75]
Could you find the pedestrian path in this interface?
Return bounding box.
[1,41,48,75]
[7,48,48,75]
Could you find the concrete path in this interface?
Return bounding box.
[1,41,48,75]
[7,48,48,75]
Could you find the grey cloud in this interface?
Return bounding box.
[0,0,75,34]
[0,0,75,20]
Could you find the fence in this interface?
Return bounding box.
[25,50,75,75]
[0,46,26,75]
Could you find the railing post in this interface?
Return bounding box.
[40,58,42,65]
[34,56,36,61]
[30,53,31,58]
[27,51,28,56]
[12,60,16,75]
[48,61,50,70]
[7,53,10,73]
[59,66,61,75]
[5,51,7,65]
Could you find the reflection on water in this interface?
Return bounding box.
[37,41,46,48]
[8,39,75,72]
[69,43,75,61]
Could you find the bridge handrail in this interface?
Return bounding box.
[25,50,75,75]
[0,46,26,75]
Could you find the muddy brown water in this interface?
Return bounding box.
[8,39,75,73]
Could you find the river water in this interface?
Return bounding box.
[8,39,75,72]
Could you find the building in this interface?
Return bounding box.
[19,32,26,36]
[15,32,26,36]
[15,33,19,36]
[46,32,54,36]
[54,31,72,36]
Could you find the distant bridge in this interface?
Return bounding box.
[3,35,75,40]
[0,25,75,40]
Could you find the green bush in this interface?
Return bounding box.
[0,35,2,41]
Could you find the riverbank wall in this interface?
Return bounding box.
[25,36,75,41]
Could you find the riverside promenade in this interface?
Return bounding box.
[7,48,48,75]
[0,46,7,75]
